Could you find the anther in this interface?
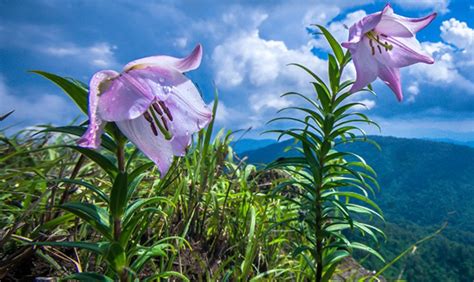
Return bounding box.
[144,112,153,123]
[150,122,158,136]
[369,40,375,55]
[377,45,382,54]
[152,103,164,116]
[158,101,173,121]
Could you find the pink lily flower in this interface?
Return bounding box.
[342,4,436,101]
[78,44,212,175]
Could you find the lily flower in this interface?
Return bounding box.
[342,4,436,101]
[78,44,212,175]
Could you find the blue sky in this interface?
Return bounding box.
[1,0,473,141]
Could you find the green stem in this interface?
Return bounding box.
[115,139,128,282]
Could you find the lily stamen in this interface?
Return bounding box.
[366,31,393,52]
[158,101,174,121]
[149,106,172,140]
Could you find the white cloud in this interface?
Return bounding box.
[352,99,376,111]
[390,0,450,14]
[40,42,118,68]
[213,29,323,88]
[441,18,474,49]
[211,10,328,129]
[407,18,474,93]
[0,75,75,125]
[0,23,119,70]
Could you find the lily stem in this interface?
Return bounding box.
[115,139,128,282]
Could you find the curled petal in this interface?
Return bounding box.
[116,116,175,176]
[349,38,379,93]
[378,4,436,36]
[123,44,203,73]
[373,36,434,68]
[377,64,402,101]
[98,72,155,122]
[77,70,118,148]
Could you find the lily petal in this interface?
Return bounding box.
[343,10,383,48]
[379,4,436,36]
[126,66,213,137]
[98,72,156,122]
[77,70,118,148]
[374,36,434,68]
[123,44,203,73]
[377,64,402,101]
[116,115,175,176]
[349,38,379,93]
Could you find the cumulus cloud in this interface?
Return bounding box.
[441,18,474,49]
[211,9,329,129]
[407,19,474,93]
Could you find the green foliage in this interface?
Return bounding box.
[2,26,446,281]
[264,26,383,281]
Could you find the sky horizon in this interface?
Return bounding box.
[1,0,473,141]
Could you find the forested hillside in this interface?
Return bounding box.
[241,136,474,281]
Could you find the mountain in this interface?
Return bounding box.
[424,137,474,148]
[240,136,474,281]
[230,138,276,154]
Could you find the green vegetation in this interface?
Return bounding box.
[242,136,474,281]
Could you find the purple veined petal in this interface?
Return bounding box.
[116,115,175,176]
[343,10,384,46]
[170,134,192,157]
[123,44,203,73]
[378,4,436,36]
[375,4,413,37]
[77,70,119,148]
[349,38,379,93]
[98,72,156,122]
[127,66,213,137]
[373,35,434,68]
[377,63,402,101]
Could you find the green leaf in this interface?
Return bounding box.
[110,172,128,218]
[67,145,118,177]
[323,249,350,266]
[130,243,173,272]
[0,110,15,121]
[328,54,339,93]
[31,70,88,114]
[316,25,344,65]
[41,126,117,152]
[349,242,385,262]
[30,241,109,255]
[61,202,112,240]
[143,271,189,282]
[62,273,114,282]
[55,178,109,203]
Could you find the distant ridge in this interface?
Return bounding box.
[240,135,474,231]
